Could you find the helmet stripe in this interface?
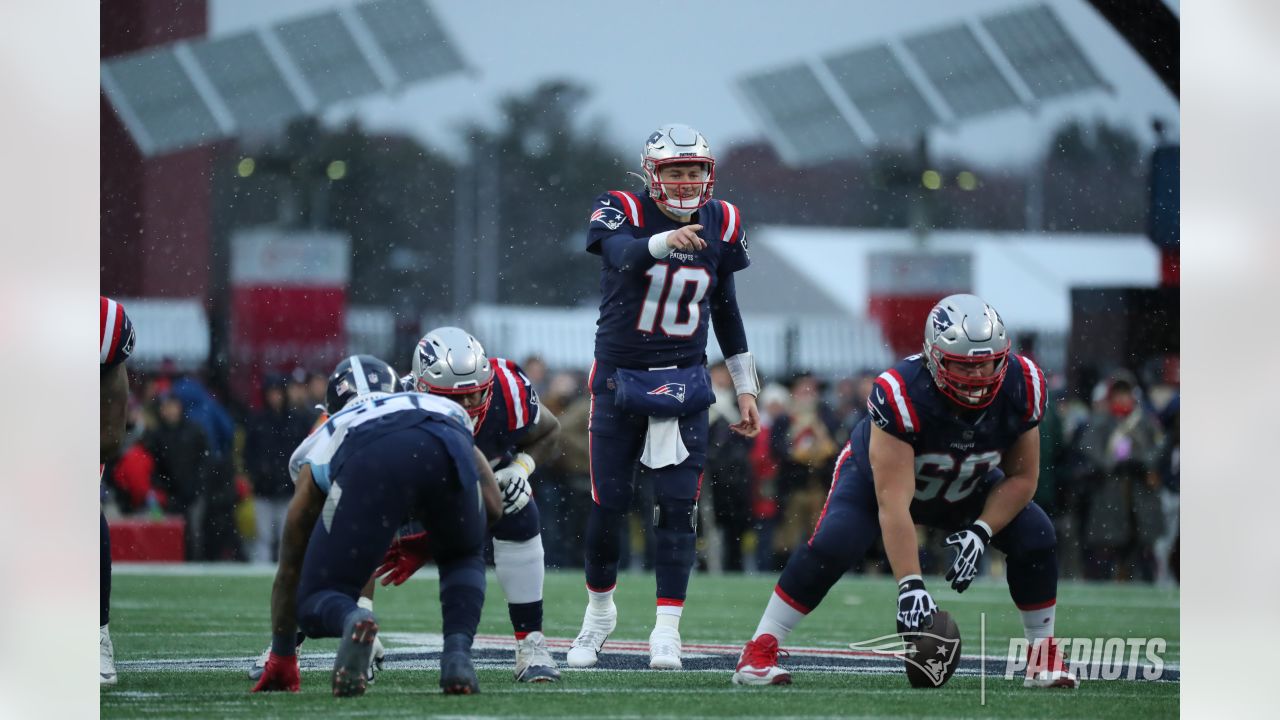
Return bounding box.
[349,355,369,395]
[100,298,118,364]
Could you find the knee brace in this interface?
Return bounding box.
[653,499,698,533]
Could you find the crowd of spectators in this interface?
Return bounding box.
[101,353,1180,586]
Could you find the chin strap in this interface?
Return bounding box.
[725,352,760,397]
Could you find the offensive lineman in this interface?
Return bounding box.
[251,355,503,696]
[732,295,1078,689]
[571,124,761,671]
[401,327,563,682]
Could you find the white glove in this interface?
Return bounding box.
[492,452,534,516]
[944,521,992,593]
[896,575,938,634]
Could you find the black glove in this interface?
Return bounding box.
[896,575,938,634]
[944,521,992,593]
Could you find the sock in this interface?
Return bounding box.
[357,596,374,612]
[588,586,615,611]
[1020,602,1056,642]
[101,512,111,627]
[439,555,487,639]
[493,536,546,637]
[585,505,625,592]
[752,587,808,644]
[656,603,682,631]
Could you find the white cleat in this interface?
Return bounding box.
[567,603,617,668]
[514,631,561,683]
[648,626,683,670]
[100,625,117,686]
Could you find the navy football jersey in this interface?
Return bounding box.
[585,190,750,368]
[100,296,135,368]
[474,357,541,465]
[848,353,1048,511]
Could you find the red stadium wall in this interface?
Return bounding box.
[100,0,212,301]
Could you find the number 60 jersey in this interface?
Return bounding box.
[845,353,1048,524]
[585,190,751,369]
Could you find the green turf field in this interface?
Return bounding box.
[102,567,1178,718]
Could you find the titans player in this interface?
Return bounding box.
[100,296,136,685]
[405,327,562,682]
[570,124,761,671]
[732,295,1078,689]
[251,355,503,697]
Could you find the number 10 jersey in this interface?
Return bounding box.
[585,190,751,369]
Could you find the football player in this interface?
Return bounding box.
[732,295,1078,689]
[401,327,562,682]
[251,355,503,696]
[572,124,761,671]
[100,296,136,686]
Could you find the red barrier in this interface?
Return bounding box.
[109,518,186,562]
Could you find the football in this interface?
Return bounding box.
[903,610,963,688]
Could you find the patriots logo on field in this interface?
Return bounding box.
[647,383,687,403]
[849,631,961,688]
[930,308,954,335]
[591,205,627,231]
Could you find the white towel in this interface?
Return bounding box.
[640,416,688,469]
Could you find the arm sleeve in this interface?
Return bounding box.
[599,234,658,272]
[709,273,749,357]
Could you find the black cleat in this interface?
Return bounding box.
[332,609,379,698]
[439,650,480,695]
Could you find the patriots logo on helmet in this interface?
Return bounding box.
[930,308,954,335]
[417,340,438,369]
[647,383,687,403]
[591,205,627,231]
[646,130,665,147]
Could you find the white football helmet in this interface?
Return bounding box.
[640,124,715,216]
[922,294,1011,408]
[412,327,494,430]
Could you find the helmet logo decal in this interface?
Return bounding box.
[417,340,438,369]
[930,308,954,336]
[646,130,664,147]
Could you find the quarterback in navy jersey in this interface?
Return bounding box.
[100,296,136,686]
[733,295,1078,690]
[405,327,564,683]
[572,124,762,672]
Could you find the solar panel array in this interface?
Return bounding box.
[739,2,1105,166]
[102,0,466,156]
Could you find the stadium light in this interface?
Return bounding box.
[327,160,347,180]
[957,170,978,190]
[922,170,942,190]
[237,157,256,177]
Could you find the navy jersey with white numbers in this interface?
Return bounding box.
[846,353,1048,514]
[585,190,750,369]
[474,357,541,466]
